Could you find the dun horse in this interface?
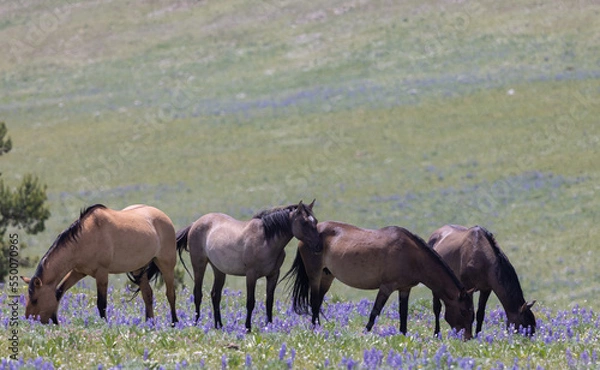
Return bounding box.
[176,200,319,332]
[428,225,536,335]
[284,221,474,339]
[22,204,179,325]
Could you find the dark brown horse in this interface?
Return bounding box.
[21,204,179,325]
[176,200,319,332]
[428,225,536,335]
[284,221,474,339]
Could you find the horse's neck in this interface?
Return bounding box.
[39,245,75,287]
[418,256,462,303]
[490,276,526,316]
[269,233,294,251]
[424,276,461,303]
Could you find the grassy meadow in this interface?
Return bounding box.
[1,0,599,368]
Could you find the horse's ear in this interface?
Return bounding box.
[33,277,43,287]
[21,276,31,284]
[308,199,316,210]
[522,300,536,312]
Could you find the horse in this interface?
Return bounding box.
[21,204,179,325]
[428,225,536,336]
[176,200,319,332]
[284,221,475,339]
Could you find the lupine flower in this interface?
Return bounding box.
[279,343,287,361]
[245,354,252,368]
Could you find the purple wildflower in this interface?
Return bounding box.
[566,349,576,368]
[245,354,252,368]
[221,354,227,370]
[434,344,447,366]
[279,343,287,361]
[580,350,590,366]
[340,356,357,369]
[363,348,384,369]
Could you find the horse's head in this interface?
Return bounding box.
[21,276,59,324]
[444,289,474,340]
[290,200,320,252]
[508,300,536,336]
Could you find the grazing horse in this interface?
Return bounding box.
[428,225,536,335]
[21,204,179,325]
[176,200,319,332]
[284,221,475,339]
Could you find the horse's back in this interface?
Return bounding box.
[190,213,255,243]
[86,205,175,273]
[429,225,495,289]
[316,221,430,290]
[188,213,261,275]
[319,221,417,252]
[119,204,176,238]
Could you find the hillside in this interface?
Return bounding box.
[1,0,599,310]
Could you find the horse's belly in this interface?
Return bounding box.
[108,240,161,273]
[328,266,383,290]
[339,276,381,290]
[324,251,405,290]
[206,245,247,276]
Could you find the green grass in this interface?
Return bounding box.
[1,0,599,365]
[2,286,599,368]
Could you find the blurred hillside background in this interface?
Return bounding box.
[1,0,599,310]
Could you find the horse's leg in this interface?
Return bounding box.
[298,250,325,327]
[314,271,335,324]
[56,270,87,300]
[398,289,411,335]
[95,273,109,320]
[138,269,155,321]
[432,294,442,337]
[164,274,178,325]
[153,259,178,325]
[189,234,209,324]
[210,267,226,329]
[265,269,280,324]
[476,290,491,334]
[190,258,208,323]
[245,272,259,333]
[309,289,320,325]
[366,286,393,332]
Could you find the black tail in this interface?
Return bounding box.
[175,225,192,278]
[282,250,311,315]
[127,261,162,296]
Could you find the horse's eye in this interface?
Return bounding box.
[31,299,38,305]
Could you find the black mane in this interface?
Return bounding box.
[54,204,106,248]
[477,226,526,304]
[253,204,296,241]
[31,204,106,285]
